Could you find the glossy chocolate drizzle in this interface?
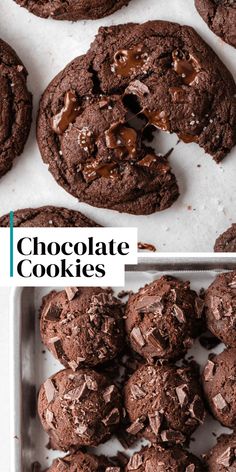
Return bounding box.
[112,46,149,77]
[51,91,80,135]
[172,50,201,86]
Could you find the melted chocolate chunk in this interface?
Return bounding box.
[112,46,149,77]
[172,50,201,86]
[105,122,138,159]
[143,109,170,131]
[51,91,80,134]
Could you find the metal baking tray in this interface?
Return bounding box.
[10,257,236,472]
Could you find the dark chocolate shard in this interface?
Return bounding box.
[204,359,215,381]
[103,385,115,403]
[130,384,146,399]
[126,417,145,435]
[44,302,62,321]
[127,453,143,470]
[172,304,186,323]
[161,429,185,443]
[176,384,188,407]
[65,287,79,301]
[189,395,205,422]
[213,393,228,411]
[216,446,234,467]
[131,327,145,347]
[44,379,56,403]
[148,411,162,435]
[102,408,120,426]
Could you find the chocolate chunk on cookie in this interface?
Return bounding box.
[202,348,236,428]
[0,39,32,179]
[38,368,123,450]
[13,0,130,21]
[214,224,236,252]
[126,445,206,471]
[195,0,236,48]
[0,206,100,227]
[40,287,124,368]
[205,271,236,347]
[125,275,204,362]
[37,50,179,215]
[205,432,236,471]
[124,364,205,445]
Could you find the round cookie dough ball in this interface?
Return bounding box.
[202,348,236,428]
[205,433,236,471]
[47,451,117,472]
[124,364,205,445]
[40,287,124,369]
[205,271,236,347]
[126,445,205,471]
[125,276,204,362]
[38,368,123,451]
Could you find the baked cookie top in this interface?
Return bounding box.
[0,206,100,227]
[195,0,236,48]
[13,0,130,21]
[0,39,32,179]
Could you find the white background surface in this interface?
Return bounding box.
[0,0,236,251]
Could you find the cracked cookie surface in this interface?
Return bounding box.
[0,205,100,227]
[13,0,130,20]
[195,0,236,48]
[0,39,32,179]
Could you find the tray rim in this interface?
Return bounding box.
[10,258,236,471]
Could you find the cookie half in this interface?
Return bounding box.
[195,0,236,48]
[0,206,100,227]
[0,39,32,179]
[13,0,130,21]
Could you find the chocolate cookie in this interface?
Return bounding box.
[124,364,205,445]
[14,0,130,21]
[125,276,204,362]
[126,445,206,471]
[204,432,236,471]
[37,22,236,214]
[0,206,100,227]
[195,0,236,48]
[202,348,236,428]
[47,451,115,472]
[38,368,123,451]
[205,271,236,347]
[214,224,236,252]
[0,39,32,179]
[40,287,124,369]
